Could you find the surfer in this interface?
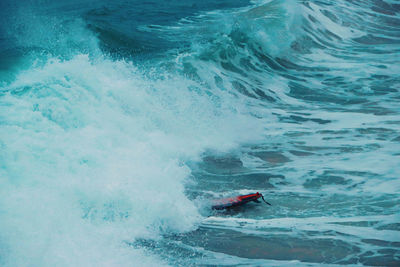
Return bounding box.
[211,192,271,210]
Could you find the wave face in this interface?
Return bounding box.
[1,0,399,266]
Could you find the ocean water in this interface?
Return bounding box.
[0,0,399,266]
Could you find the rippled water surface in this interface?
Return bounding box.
[0,0,399,266]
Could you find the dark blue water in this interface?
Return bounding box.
[1,0,399,266]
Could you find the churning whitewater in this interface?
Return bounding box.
[0,0,399,266]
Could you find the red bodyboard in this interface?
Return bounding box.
[211,192,262,210]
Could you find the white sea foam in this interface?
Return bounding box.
[0,53,267,266]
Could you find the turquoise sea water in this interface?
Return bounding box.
[1,0,400,266]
